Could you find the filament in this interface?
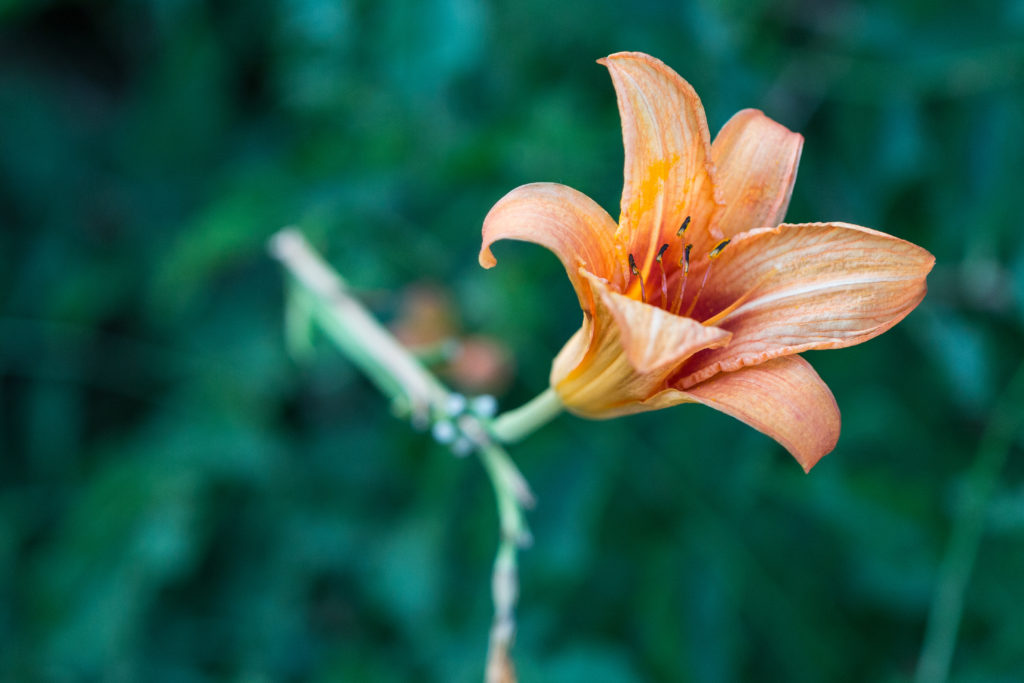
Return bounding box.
[684,239,730,318]
[655,243,669,306]
[671,243,693,314]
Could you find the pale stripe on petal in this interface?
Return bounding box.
[678,222,934,387]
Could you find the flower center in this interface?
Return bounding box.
[625,214,731,321]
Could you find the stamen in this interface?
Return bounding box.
[671,244,693,313]
[629,253,646,303]
[655,243,669,305]
[684,239,731,317]
[676,215,691,237]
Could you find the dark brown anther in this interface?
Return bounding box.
[709,239,731,259]
[681,244,693,273]
[676,215,691,237]
[629,253,647,303]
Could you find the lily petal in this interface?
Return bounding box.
[551,271,731,418]
[711,109,803,238]
[481,182,624,310]
[584,270,731,374]
[600,52,721,273]
[678,222,934,386]
[679,355,840,472]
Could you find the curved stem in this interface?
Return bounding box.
[270,228,535,683]
[269,229,450,426]
[491,387,564,443]
[475,441,532,683]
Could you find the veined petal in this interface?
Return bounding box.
[600,52,721,274]
[480,183,624,311]
[711,109,803,238]
[550,271,730,418]
[583,270,731,374]
[678,355,840,472]
[678,222,934,387]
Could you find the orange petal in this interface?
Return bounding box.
[711,109,803,238]
[583,271,731,374]
[679,355,840,472]
[600,52,721,274]
[550,271,731,418]
[678,222,935,387]
[480,183,624,311]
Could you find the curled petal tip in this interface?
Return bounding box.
[478,245,497,269]
[478,182,621,305]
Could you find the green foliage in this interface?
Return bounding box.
[3,0,1024,680]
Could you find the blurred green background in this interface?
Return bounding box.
[3,0,1024,680]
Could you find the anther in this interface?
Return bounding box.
[709,238,731,259]
[629,253,647,303]
[676,215,691,237]
[656,243,669,305]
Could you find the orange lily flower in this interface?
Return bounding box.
[479,52,934,471]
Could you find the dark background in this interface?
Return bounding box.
[3,0,1024,680]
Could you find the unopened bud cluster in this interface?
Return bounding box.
[430,393,499,456]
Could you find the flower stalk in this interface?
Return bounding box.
[269,228,537,683]
[491,387,564,444]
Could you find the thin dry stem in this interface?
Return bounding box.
[269,228,536,683]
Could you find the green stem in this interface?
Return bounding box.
[475,440,534,541]
[475,440,530,683]
[269,228,535,683]
[270,229,450,424]
[491,387,564,443]
[914,359,1024,683]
